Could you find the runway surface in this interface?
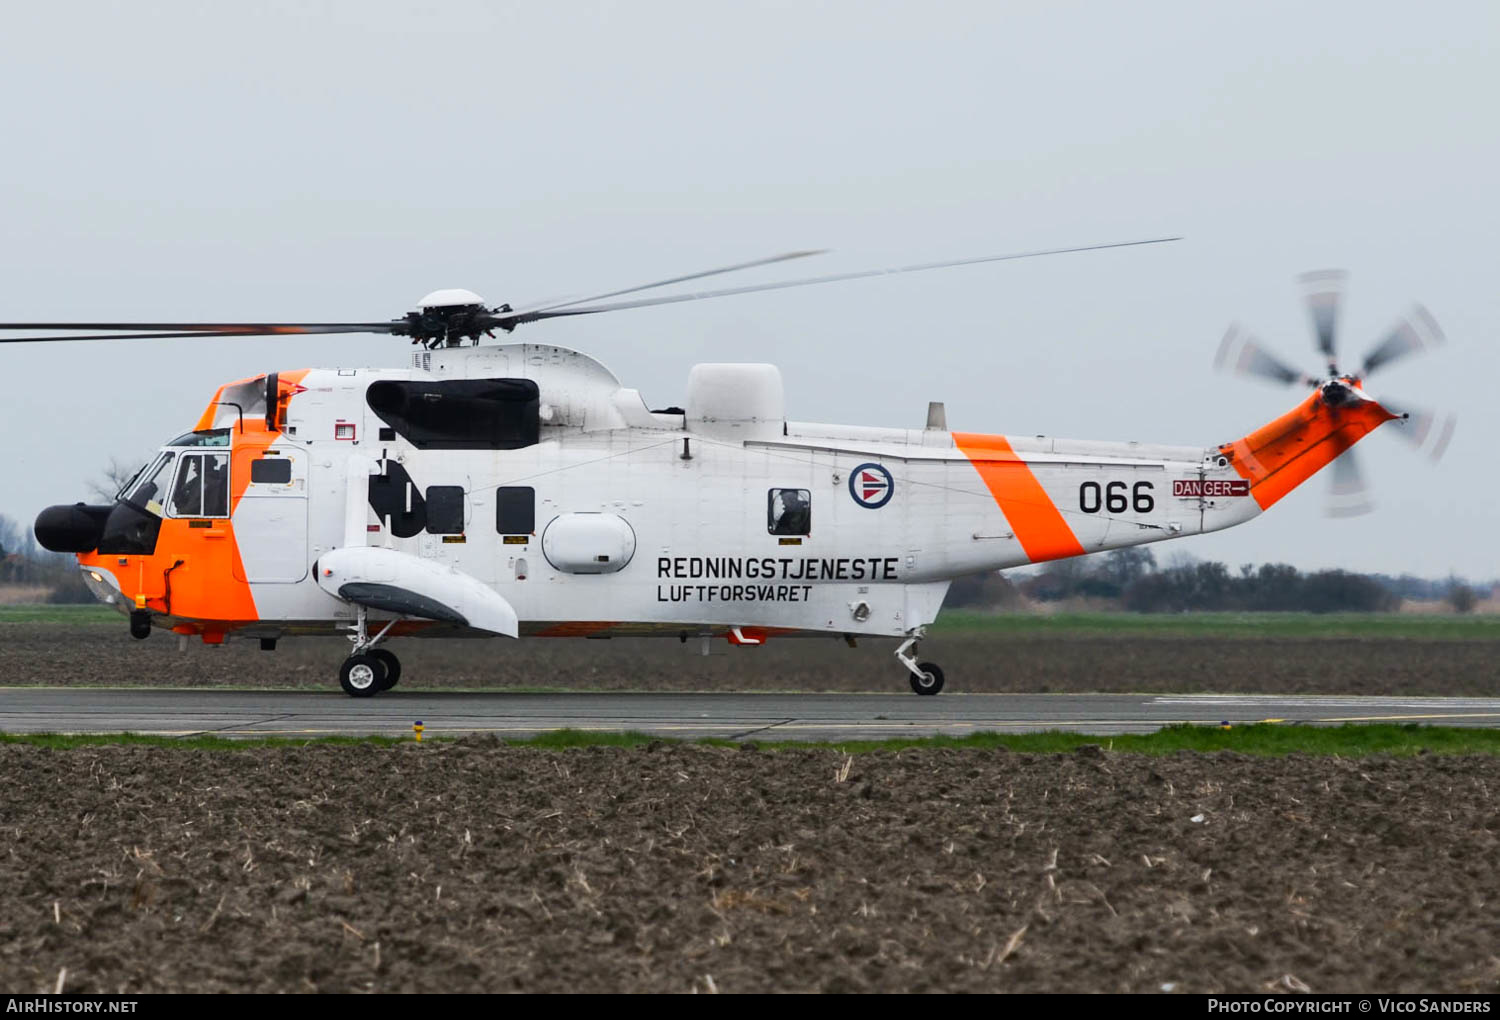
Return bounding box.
[3,688,1500,740]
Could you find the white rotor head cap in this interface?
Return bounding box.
[417,288,487,309]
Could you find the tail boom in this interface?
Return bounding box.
[1220,383,1397,511]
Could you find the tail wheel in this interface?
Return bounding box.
[910,662,945,696]
[340,654,385,698]
[369,648,402,690]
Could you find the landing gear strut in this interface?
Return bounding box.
[339,605,402,698]
[895,630,945,696]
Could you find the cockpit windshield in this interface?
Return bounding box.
[120,452,177,517]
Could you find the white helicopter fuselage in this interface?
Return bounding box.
[89,343,1268,641]
[55,338,1399,693]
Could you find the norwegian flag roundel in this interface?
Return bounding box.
[848,462,895,509]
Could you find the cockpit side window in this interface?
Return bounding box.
[167,453,230,518]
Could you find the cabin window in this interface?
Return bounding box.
[768,488,811,536]
[425,485,466,535]
[496,486,535,536]
[167,453,230,518]
[250,457,292,484]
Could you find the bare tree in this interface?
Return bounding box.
[0,513,25,559]
[87,456,143,503]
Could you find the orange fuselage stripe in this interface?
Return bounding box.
[952,432,1085,563]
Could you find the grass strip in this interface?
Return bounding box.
[929,610,1500,639]
[3,723,1498,756]
[0,605,121,625]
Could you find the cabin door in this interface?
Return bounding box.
[232,449,310,583]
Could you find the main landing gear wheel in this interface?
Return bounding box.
[910,662,945,696]
[340,654,385,698]
[369,648,401,691]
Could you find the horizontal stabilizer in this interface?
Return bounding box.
[315,546,518,638]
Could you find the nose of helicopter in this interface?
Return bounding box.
[34,503,113,553]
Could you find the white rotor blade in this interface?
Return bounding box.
[1299,269,1348,372]
[1382,399,1457,462]
[1360,305,1445,378]
[1214,324,1313,386]
[1325,447,1374,518]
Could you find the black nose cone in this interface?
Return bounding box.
[35,504,112,553]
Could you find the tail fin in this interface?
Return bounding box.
[1220,382,1397,511]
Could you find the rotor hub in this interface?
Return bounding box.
[396,290,511,349]
[1319,377,1363,408]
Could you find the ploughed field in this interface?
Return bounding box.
[2,741,1497,993]
[1,615,1497,696]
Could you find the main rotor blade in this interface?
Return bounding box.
[519,249,828,314]
[1380,398,1456,462]
[1325,447,1374,518]
[1298,269,1347,371]
[1213,324,1313,386]
[1360,304,1444,377]
[0,324,395,343]
[495,236,1181,327]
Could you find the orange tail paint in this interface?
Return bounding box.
[1221,385,1398,511]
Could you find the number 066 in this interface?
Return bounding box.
[1078,480,1154,514]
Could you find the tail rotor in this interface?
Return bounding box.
[1215,271,1455,517]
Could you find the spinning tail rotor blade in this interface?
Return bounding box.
[495,236,1181,327]
[1380,399,1457,462]
[1360,305,1444,378]
[1214,325,1312,386]
[1325,447,1374,518]
[1298,269,1347,372]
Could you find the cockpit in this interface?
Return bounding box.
[117,430,232,521]
[34,428,237,556]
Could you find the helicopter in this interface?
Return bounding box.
[8,241,1453,696]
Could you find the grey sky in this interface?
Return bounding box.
[2,1,1494,576]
